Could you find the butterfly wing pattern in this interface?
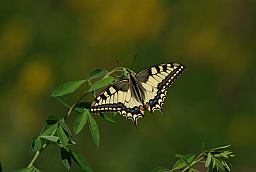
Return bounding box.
[136,63,185,112]
[90,80,145,123]
[90,62,185,124]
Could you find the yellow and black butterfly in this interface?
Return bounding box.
[90,63,185,125]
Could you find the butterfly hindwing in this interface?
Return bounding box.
[90,80,144,124]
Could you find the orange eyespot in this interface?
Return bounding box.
[139,106,145,112]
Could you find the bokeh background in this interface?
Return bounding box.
[0,0,256,171]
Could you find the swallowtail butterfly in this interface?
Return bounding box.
[90,63,185,125]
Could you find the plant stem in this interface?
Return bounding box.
[66,91,88,119]
[26,91,88,168]
[104,67,123,78]
[181,154,205,172]
[27,142,47,168]
[56,97,70,109]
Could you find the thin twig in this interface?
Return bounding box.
[27,141,47,168]
[103,67,123,78]
[180,154,205,172]
[56,97,70,109]
[66,91,88,119]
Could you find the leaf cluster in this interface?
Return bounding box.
[17,68,126,172]
[152,145,234,172]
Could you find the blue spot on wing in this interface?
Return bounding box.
[149,98,158,106]
[122,106,140,114]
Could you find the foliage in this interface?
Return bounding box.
[16,67,234,172]
[15,68,121,171]
[152,145,234,172]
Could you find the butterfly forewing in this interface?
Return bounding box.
[136,63,185,112]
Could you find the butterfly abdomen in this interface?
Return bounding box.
[128,73,145,103]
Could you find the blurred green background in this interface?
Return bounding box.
[0,0,256,171]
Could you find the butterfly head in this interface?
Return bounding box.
[121,68,136,79]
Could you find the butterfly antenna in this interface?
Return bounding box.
[116,59,123,67]
[130,54,137,69]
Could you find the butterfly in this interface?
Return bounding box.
[90,63,185,125]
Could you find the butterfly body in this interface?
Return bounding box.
[128,72,145,104]
[90,63,185,125]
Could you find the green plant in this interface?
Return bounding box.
[151,145,234,172]
[16,67,123,172]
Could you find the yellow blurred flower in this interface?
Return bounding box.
[0,17,33,75]
[18,57,53,96]
[70,0,167,46]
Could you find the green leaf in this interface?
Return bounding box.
[112,112,119,116]
[15,167,41,172]
[68,139,77,146]
[218,151,235,158]
[188,168,199,172]
[46,115,63,124]
[39,135,59,142]
[71,150,93,172]
[88,76,115,92]
[40,123,58,136]
[75,107,84,113]
[74,109,89,134]
[61,147,72,170]
[172,154,195,170]
[88,114,100,148]
[151,167,170,172]
[212,157,216,170]
[212,145,231,151]
[175,154,185,158]
[31,167,41,172]
[222,160,231,171]
[32,137,42,152]
[100,113,117,124]
[205,152,212,167]
[208,145,231,154]
[59,120,72,136]
[57,126,69,147]
[212,157,225,171]
[15,168,32,172]
[51,80,86,97]
[75,102,91,109]
[200,142,205,152]
[90,69,107,80]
